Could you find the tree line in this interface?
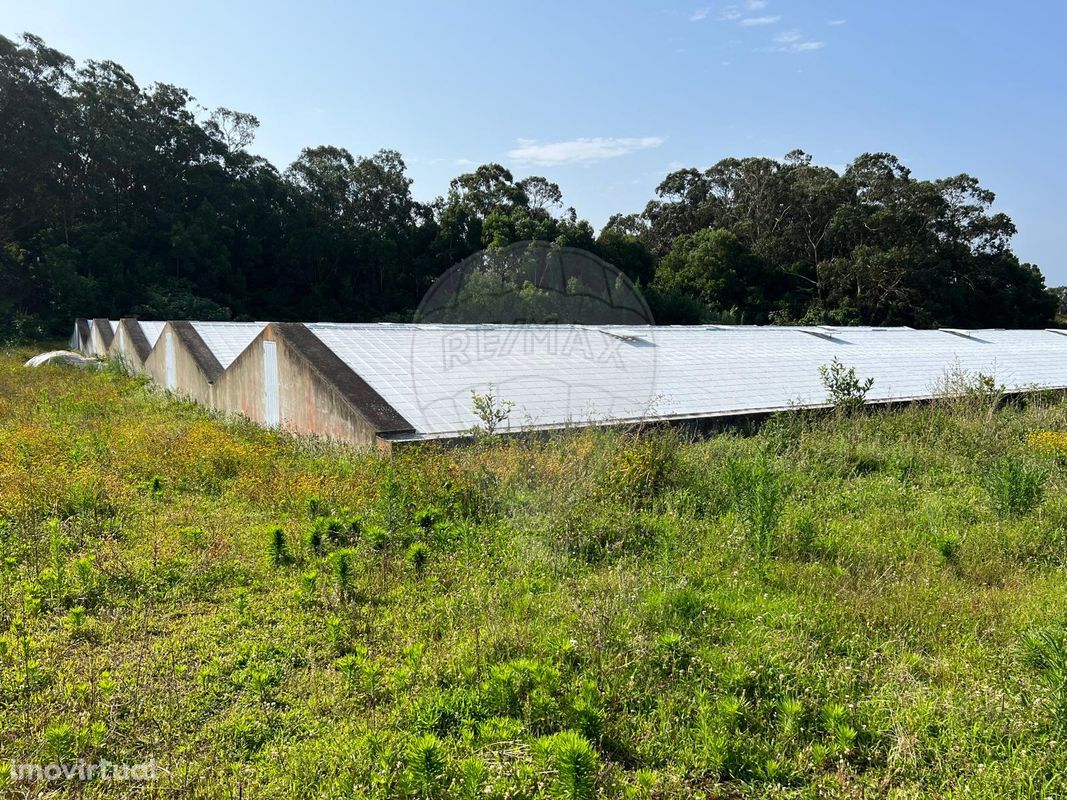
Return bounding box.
[1,32,1061,341]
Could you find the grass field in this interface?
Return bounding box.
[1,349,1066,798]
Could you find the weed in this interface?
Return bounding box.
[1019,625,1067,728]
[67,605,87,634]
[406,542,430,576]
[267,527,291,566]
[307,495,327,518]
[406,732,447,798]
[330,548,357,601]
[723,453,783,561]
[456,756,488,800]
[538,730,599,800]
[3,351,1067,797]
[935,366,1005,420]
[182,526,207,549]
[983,454,1048,517]
[363,524,390,552]
[932,531,961,564]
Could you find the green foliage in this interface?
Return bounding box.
[456,756,488,800]
[1,32,1056,337]
[2,354,1067,797]
[983,455,1048,517]
[651,228,771,321]
[468,384,515,438]
[267,527,291,566]
[1019,625,1067,728]
[406,542,430,576]
[538,731,599,800]
[722,453,784,561]
[405,733,447,798]
[330,548,357,601]
[819,358,875,415]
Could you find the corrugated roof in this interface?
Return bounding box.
[306,323,1067,438]
[188,322,266,369]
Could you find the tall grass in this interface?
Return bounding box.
[0,351,1066,797]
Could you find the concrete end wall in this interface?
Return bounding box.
[112,325,142,374]
[89,324,112,357]
[143,324,215,405]
[213,325,387,449]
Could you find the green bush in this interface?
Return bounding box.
[983,454,1048,517]
[819,358,874,415]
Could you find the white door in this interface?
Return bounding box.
[165,331,176,390]
[263,340,280,428]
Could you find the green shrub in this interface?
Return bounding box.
[413,686,483,737]
[568,680,604,741]
[267,527,291,566]
[983,455,1048,517]
[537,730,598,800]
[306,522,325,555]
[414,506,440,531]
[652,631,692,675]
[308,515,359,552]
[330,548,357,601]
[181,526,207,549]
[406,542,430,576]
[932,530,961,564]
[456,756,488,800]
[482,659,562,730]
[405,732,446,798]
[307,495,326,518]
[819,358,874,415]
[67,604,87,634]
[1019,625,1067,728]
[363,524,390,552]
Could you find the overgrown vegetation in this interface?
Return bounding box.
[2,351,1067,797]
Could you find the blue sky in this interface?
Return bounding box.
[4,0,1065,284]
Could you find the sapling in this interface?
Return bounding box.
[267,527,290,566]
[331,548,357,600]
[406,542,429,576]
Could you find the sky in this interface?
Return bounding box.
[3,0,1066,285]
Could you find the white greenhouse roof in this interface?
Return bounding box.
[189,321,267,369]
[306,323,1067,439]
[137,321,166,349]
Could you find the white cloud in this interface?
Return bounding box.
[740,15,781,25]
[689,6,710,21]
[773,30,803,43]
[777,39,825,52]
[744,0,768,8]
[454,158,476,167]
[719,6,742,20]
[828,18,847,25]
[507,137,666,166]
